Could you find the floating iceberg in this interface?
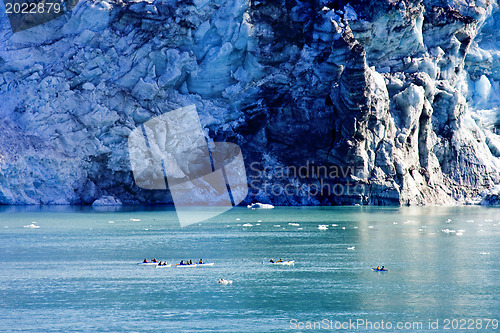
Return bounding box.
[247,203,274,209]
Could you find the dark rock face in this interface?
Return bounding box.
[0,0,499,205]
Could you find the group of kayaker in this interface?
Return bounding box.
[269,258,285,263]
[179,259,204,265]
[143,258,205,266]
[145,258,387,271]
[143,258,170,265]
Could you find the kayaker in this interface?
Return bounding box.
[152,258,157,263]
[278,258,283,262]
[377,266,380,270]
[189,260,193,265]
[180,260,184,265]
[381,266,385,271]
[143,259,148,263]
[269,259,274,263]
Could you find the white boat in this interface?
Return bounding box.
[218,279,233,285]
[176,264,197,267]
[196,263,214,266]
[318,225,328,230]
[247,203,274,209]
[269,260,294,266]
[155,263,173,268]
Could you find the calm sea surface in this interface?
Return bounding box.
[0,206,499,332]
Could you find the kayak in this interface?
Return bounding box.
[269,260,294,265]
[371,268,388,272]
[196,263,214,266]
[156,264,173,268]
[176,264,197,267]
[138,262,158,266]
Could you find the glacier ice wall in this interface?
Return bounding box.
[0,0,499,205]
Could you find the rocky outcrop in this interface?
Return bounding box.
[0,0,499,205]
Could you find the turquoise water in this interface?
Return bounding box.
[0,206,499,332]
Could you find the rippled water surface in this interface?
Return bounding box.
[0,206,499,332]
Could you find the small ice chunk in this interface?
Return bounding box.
[218,278,233,285]
[23,223,40,229]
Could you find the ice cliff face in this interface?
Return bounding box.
[0,0,499,205]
